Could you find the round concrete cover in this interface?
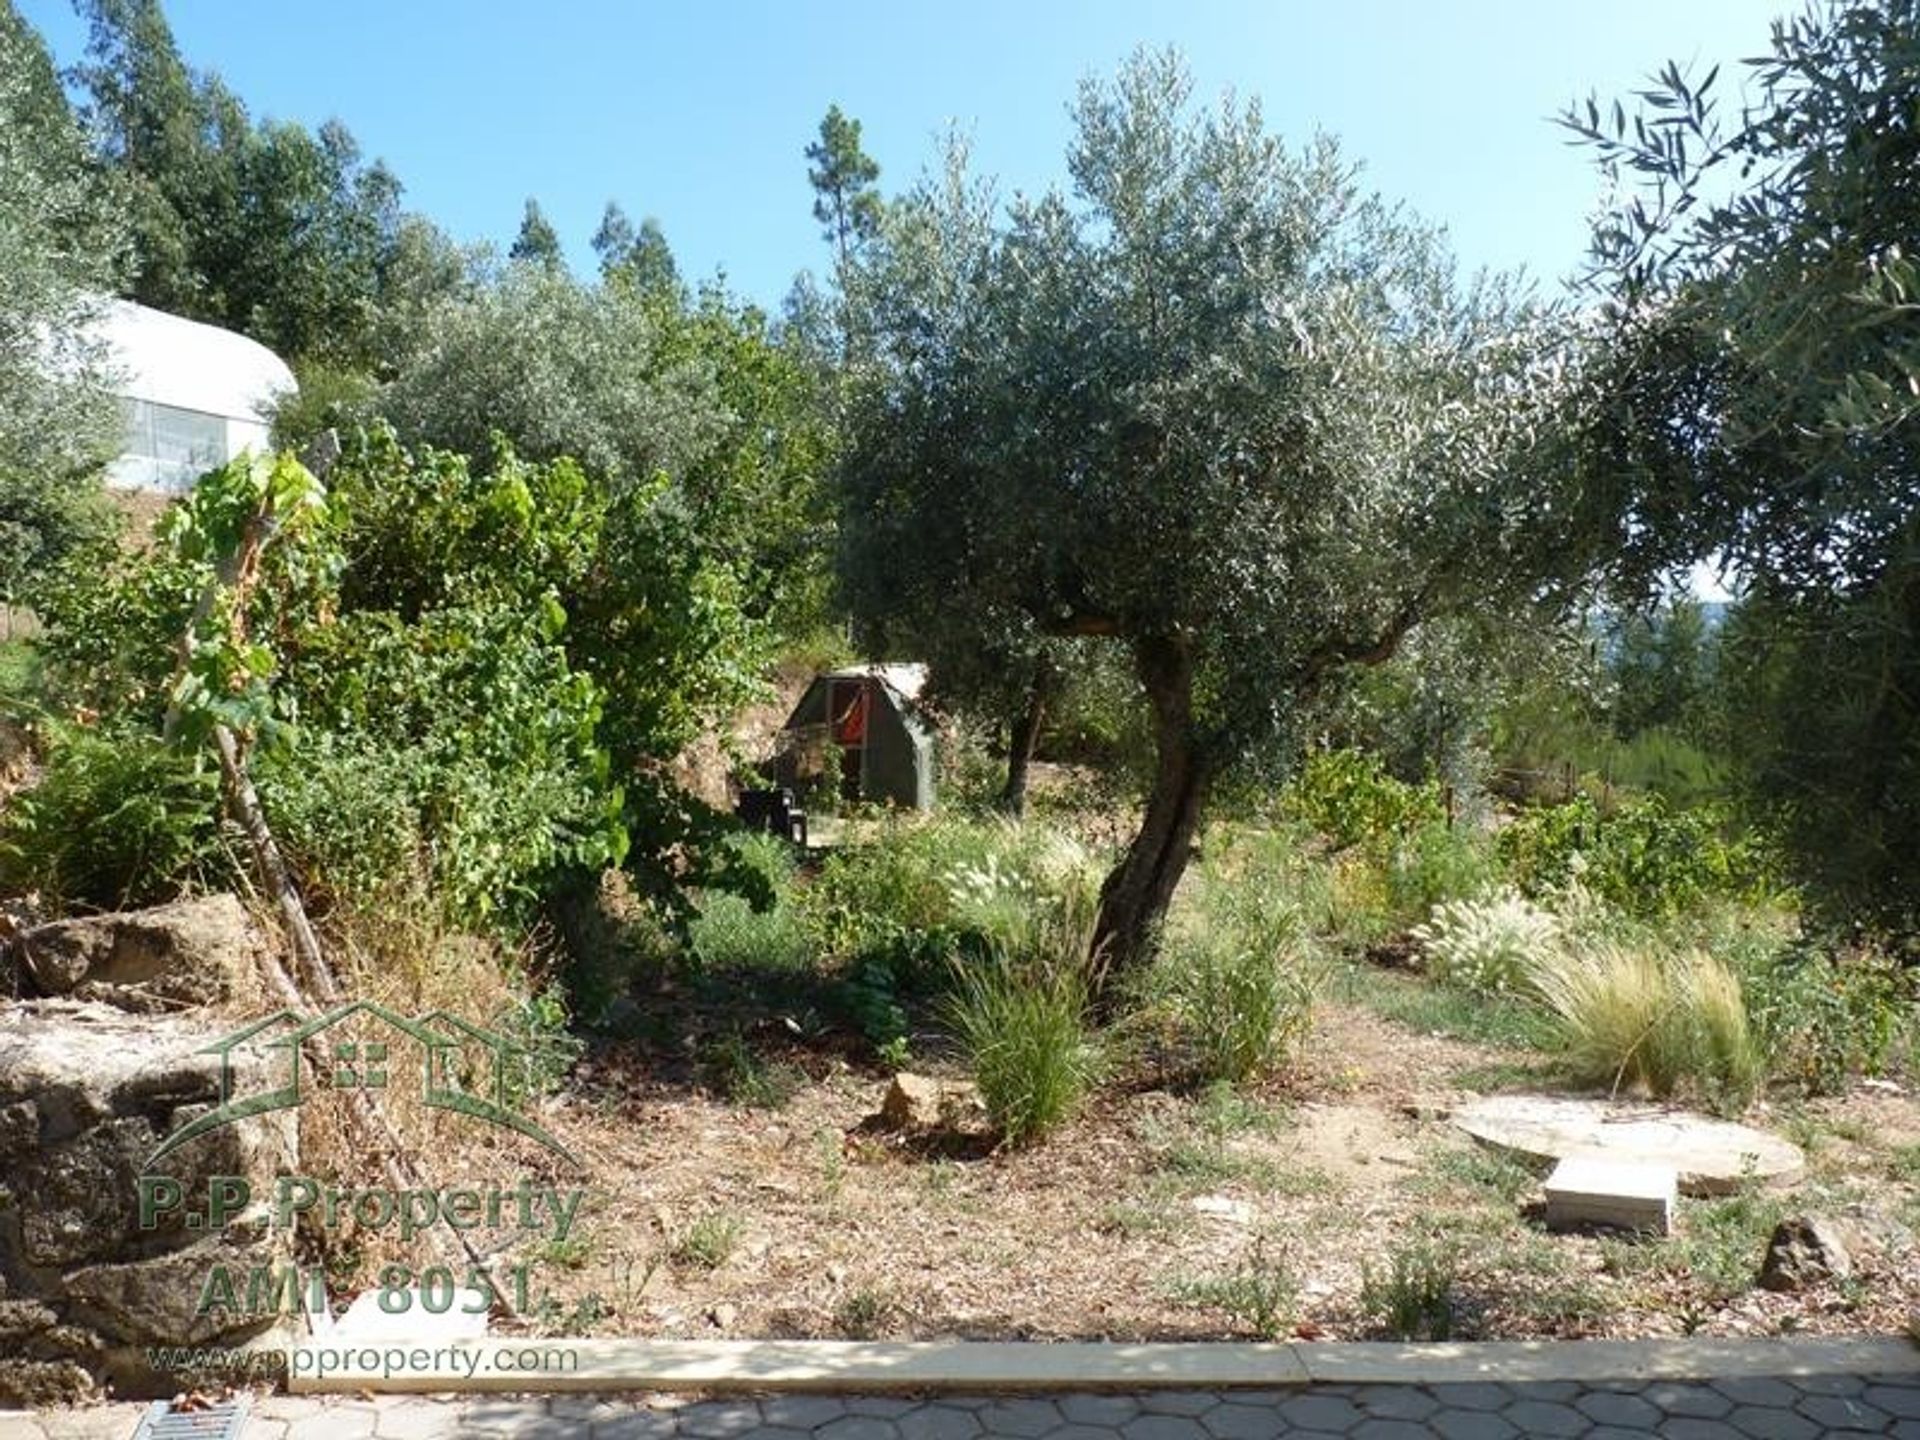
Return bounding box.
[1453,1094,1804,1195]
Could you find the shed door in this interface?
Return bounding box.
[829,679,869,802]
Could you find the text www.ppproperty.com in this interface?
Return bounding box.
[145,1344,581,1381]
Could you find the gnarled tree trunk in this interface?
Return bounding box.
[1090,634,1210,989]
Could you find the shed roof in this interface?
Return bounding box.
[822,662,928,703]
[98,299,294,421]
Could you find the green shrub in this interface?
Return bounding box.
[0,728,227,909]
[946,916,1101,1146]
[690,892,812,973]
[1284,748,1443,852]
[1739,942,1917,1094]
[1529,941,1763,1108]
[1413,888,1561,997]
[495,982,586,1103]
[1143,845,1321,1081]
[1175,1238,1298,1338]
[1360,1234,1460,1340]
[1384,818,1496,924]
[1497,794,1779,919]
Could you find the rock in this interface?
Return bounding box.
[1190,1195,1254,1225]
[0,1358,93,1408]
[0,999,296,1400]
[1758,1214,1855,1291]
[876,1072,986,1132]
[17,894,262,1008]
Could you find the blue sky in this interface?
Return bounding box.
[22,0,1781,312]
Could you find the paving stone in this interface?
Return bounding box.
[1724,1406,1819,1440]
[1867,1385,1920,1420]
[682,1401,770,1439]
[460,1398,551,1432]
[1789,1373,1866,1397]
[1711,1378,1802,1409]
[1644,1384,1734,1418]
[896,1405,982,1440]
[849,1401,922,1419]
[736,1429,816,1440]
[762,1398,858,1430]
[1274,1396,1364,1433]
[1136,1394,1219,1419]
[1351,1422,1435,1440]
[596,1411,693,1440]
[1793,1394,1888,1431]
[1575,1391,1659,1429]
[817,1417,901,1440]
[1495,1399,1586,1437]
[241,1420,288,1440]
[1893,1421,1920,1440]
[1428,1409,1518,1440]
[1057,1397,1142,1427]
[1424,1385,1512,1413]
[1349,1387,1439,1421]
[1118,1417,1209,1440]
[1043,1427,1127,1440]
[1197,1402,1286,1440]
[1504,1381,1582,1403]
[977,1399,1063,1437]
[289,1406,382,1440]
[1662,1421,1746,1440]
[1586,1430,1659,1440]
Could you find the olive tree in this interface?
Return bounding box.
[840,52,1595,975]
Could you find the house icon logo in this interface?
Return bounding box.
[149,999,579,1168]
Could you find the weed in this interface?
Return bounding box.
[671,1212,742,1271]
[1173,1238,1298,1339]
[834,1285,895,1339]
[530,1234,592,1271]
[1340,964,1556,1050]
[1360,1234,1460,1340]
[1417,1145,1538,1205]
[1889,1143,1920,1183]
[700,1031,804,1109]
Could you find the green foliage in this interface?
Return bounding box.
[1286,749,1443,853]
[0,5,123,604]
[699,1032,805,1109]
[508,197,563,269]
[1360,1234,1460,1341]
[1739,943,1918,1096]
[495,983,586,1104]
[945,914,1101,1147]
[0,727,226,909]
[1497,795,1777,919]
[1175,1238,1298,1339]
[669,1211,742,1271]
[1143,871,1318,1083]
[1567,3,1920,932]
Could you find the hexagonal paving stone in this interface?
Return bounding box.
[1350,1387,1440,1422]
[896,1405,982,1440]
[1661,1420,1747,1440]
[1790,1374,1867,1397]
[1723,1405,1820,1440]
[1197,1401,1285,1440]
[1276,1395,1365,1432]
[1424,1385,1513,1414]
[1867,1385,1920,1420]
[1044,1426,1130,1440]
[1429,1409,1518,1440]
[1710,1379,1800,1410]
[1137,1394,1220,1419]
[762,1398,856,1431]
[849,1401,922,1420]
[816,1415,901,1440]
[1575,1391,1659,1430]
[1119,1416,1209,1440]
[977,1400,1064,1438]
[1057,1397,1142,1427]
[1644,1384,1734,1419]
[597,1409,697,1440]
[681,1402,769,1440]
[1496,1400,1586,1438]
[1351,1422,1435,1440]
[1794,1394,1888,1431]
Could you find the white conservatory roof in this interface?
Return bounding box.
[98,299,294,422]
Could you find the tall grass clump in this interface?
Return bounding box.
[1413,888,1561,997]
[1530,940,1763,1108]
[1140,844,1320,1082]
[945,899,1102,1146]
[690,830,811,973]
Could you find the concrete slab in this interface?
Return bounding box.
[1453,1095,1804,1195]
[1543,1156,1676,1234]
[287,1341,1311,1395]
[310,1288,491,1344]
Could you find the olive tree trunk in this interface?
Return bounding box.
[1089,634,1210,987]
[998,661,1054,818]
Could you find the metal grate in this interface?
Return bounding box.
[130,1395,250,1440]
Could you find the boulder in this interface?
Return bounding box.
[0,1000,295,1399]
[1758,1214,1855,1291]
[17,894,262,1008]
[876,1072,986,1132]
